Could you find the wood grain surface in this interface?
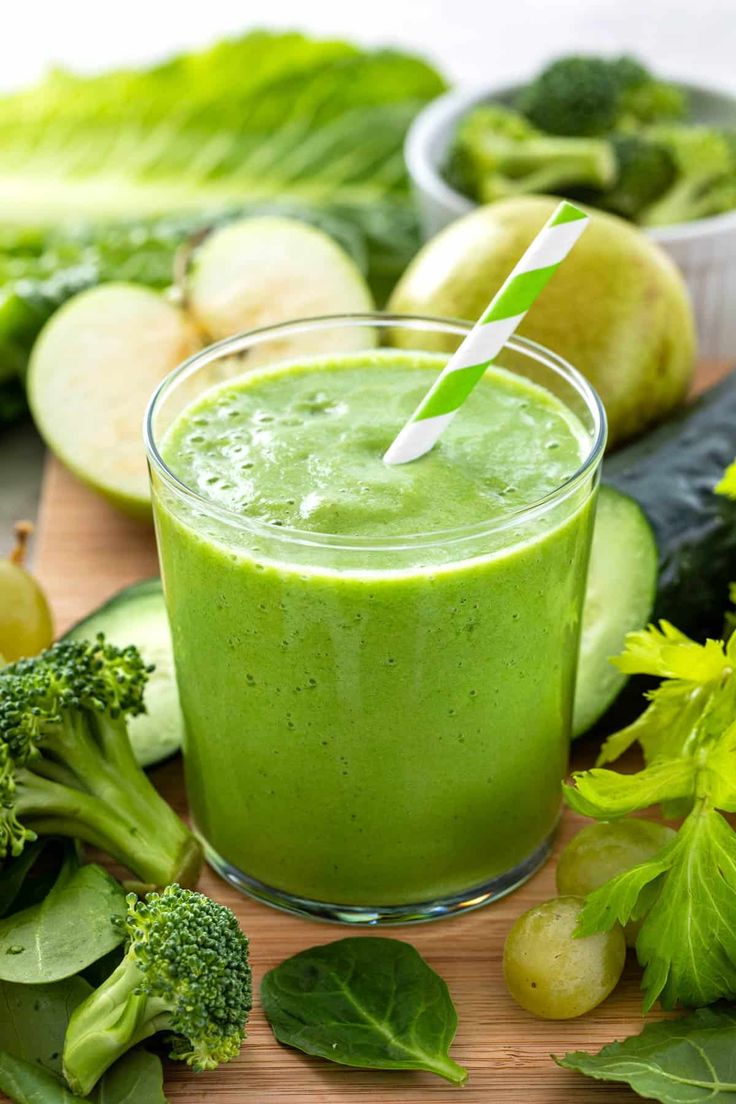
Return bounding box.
[21,360,731,1104]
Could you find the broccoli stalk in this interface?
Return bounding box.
[447,104,615,204]
[601,133,677,220]
[0,637,202,887]
[640,125,736,226]
[63,885,252,1096]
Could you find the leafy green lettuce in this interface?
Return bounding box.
[0,32,445,387]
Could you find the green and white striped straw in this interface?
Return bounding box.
[383,201,589,466]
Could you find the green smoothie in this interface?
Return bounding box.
[154,349,596,908]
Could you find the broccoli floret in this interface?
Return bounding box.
[611,56,686,126]
[63,885,252,1096]
[446,104,615,203]
[516,56,620,136]
[0,636,202,886]
[517,54,685,136]
[600,133,678,219]
[607,55,650,89]
[640,125,736,225]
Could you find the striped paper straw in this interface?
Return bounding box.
[383,201,589,466]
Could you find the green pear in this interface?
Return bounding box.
[389,196,695,446]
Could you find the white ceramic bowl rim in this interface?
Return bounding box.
[406,81,736,242]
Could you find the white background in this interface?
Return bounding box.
[5,0,736,93]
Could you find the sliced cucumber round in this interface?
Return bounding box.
[65,579,182,768]
[573,485,658,737]
[188,216,375,366]
[28,283,200,519]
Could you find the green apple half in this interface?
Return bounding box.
[187,216,375,367]
[28,283,199,519]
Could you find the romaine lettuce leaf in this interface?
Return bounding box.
[0,32,445,386]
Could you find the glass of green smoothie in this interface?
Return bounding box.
[145,314,606,924]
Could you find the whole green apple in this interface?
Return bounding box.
[389,196,695,446]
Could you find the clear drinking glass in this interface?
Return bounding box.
[145,314,606,924]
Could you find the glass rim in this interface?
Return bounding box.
[144,311,607,552]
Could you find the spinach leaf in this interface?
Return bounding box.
[261,937,468,1085]
[79,947,124,991]
[0,1051,83,1104]
[0,980,167,1103]
[0,844,48,919]
[95,1051,167,1104]
[0,865,126,984]
[0,977,91,1075]
[0,841,77,920]
[558,1006,736,1101]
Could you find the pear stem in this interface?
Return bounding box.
[9,520,33,567]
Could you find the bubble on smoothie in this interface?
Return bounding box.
[295,392,347,417]
[296,480,427,533]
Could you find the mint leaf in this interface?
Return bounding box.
[261,937,468,1085]
[558,1006,736,1102]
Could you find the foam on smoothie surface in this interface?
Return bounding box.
[162,349,586,539]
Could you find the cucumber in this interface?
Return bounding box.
[606,372,736,637]
[574,485,658,737]
[27,284,200,519]
[187,216,375,365]
[64,579,182,767]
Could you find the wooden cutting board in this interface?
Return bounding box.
[20,458,680,1104]
[19,358,730,1101]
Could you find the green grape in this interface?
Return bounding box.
[503,896,626,1019]
[556,819,676,945]
[0,522,54,661]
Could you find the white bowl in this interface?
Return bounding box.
[406,82,736,359]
